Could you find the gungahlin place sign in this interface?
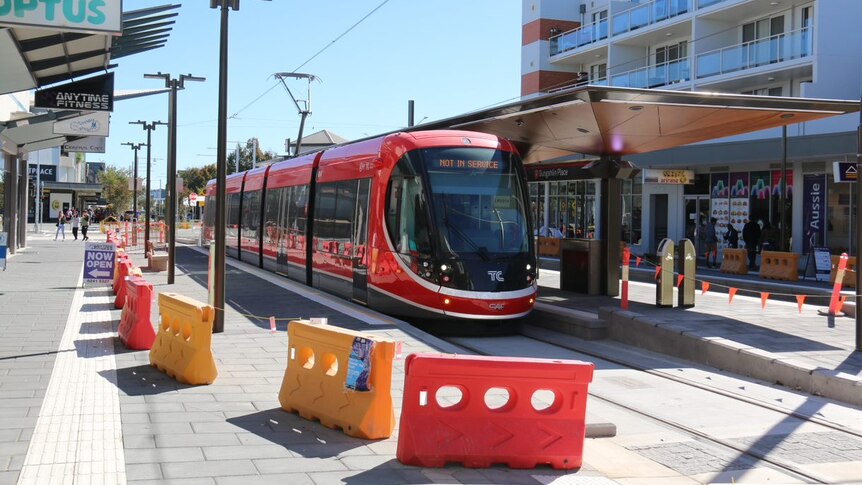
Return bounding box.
[35,73,114,112]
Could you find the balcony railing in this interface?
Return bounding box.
[546,77,609,93]
[697,0,728,8]
[612,0,691,36]
[696,27,813,79]
[550,19,609,56]
[609,58,691,88]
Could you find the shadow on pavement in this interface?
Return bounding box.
[227,408,371,458]
[100,364,193,396]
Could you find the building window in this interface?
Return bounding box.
[741,86,783,96]
[622,178,642,246]
[590,63,607,82]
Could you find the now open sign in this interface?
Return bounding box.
[83,241,115,284]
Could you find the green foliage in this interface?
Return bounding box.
[101,165,132,213]
[227,138,277,175]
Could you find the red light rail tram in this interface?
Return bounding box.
[202,130,537,321]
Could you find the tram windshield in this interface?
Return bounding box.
[423,147,530,261]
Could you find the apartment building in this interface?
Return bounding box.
[522,0,862,260]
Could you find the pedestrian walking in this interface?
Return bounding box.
[81,211,90,241]
[54,211,67,241]
[742,219,761,270]
[704,217,718,268]
[724,223,739,249]
[71,210,80,240]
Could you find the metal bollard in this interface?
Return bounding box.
[677,238,696,308]
[656,238,674,307]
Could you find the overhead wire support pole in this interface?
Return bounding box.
[130,120,167,249]
[856,94,862,352]
[121,142,144,219]
[145,72,205,285]
[274,72,319,156]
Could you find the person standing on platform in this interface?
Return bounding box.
[54,211,67,241]
[724,223,739,249]
[704,217,719,268]
[743,219,761,270]
[71,210,80,240]
[81,211,90,241]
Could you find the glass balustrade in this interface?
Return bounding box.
[550,19,609,56]
[696,27,812,79]
[610,58,691,88]
[613,0,690,36]
[697,0,727,8]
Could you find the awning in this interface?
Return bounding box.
[0,110,81,155]
[43,181,102,193]
[0,4,180,95]
[410,86,861,164]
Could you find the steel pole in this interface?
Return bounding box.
[855,95,862,352]
[780,125,787,252]
[145,127,152,246]
[133,145,139,219]
[167,80,178,284]
[213,2,230,333]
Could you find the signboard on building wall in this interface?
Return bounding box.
[53,111,110,137]
[833,161,858,183]
[28,164,56,182]
[642,169,693,184]
[0,1,122,34]
[35,73,114,112]
[803,174,826,252]
[64,136,106,154]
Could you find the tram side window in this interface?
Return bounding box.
[386,164,431,257]
[314,183,337,251]
[204,196,215,227]
[292,185,308,235]
[333,181,357,252]
[227,193,241,239]
[263,188,281,246]
[241,190,261,242]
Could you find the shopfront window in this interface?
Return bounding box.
[622,178,642,245]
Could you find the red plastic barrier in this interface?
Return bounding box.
[113,261,134,306]
[118,277,156,350]
[396,354,594,470]
[112,258,131,295]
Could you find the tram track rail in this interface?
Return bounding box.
[439,320,862,484]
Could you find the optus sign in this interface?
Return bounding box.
[0,0,122,35]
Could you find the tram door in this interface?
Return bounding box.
[275,187,290,276]
[684,195,709,257]
[352,179,371,304]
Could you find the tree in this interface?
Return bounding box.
[100,165,132,215]
[179,164,216,196]
[227,138,276,175]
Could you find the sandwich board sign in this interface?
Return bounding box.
[83,241,115,284]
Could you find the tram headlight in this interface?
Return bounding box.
[444,298,451,305]
[526,264,531,271]
[440,264,448,272]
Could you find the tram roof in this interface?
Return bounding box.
[405,86,861,164]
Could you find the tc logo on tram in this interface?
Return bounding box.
[488,271,504,282]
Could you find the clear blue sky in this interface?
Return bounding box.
[99,0,522,187]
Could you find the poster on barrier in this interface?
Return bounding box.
[346,337,373,392]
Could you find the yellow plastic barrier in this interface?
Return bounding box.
[719,248,748,275]
[830,255,857,289]
[279,320,396,440]
[149,292,218,385]
[537,237,561,257]
[759,250,799,282]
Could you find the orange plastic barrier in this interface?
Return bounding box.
[149,292,217,385]
[118,277,156,350]
[537,237,561,257]
[112,259,132,296]
[719,248,748,275]
[759,251,799,281]
[396,353,594,470]
[830,255,857,289]
[114,265,142,309]
[279,320,396,440]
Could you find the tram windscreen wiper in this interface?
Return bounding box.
[441,200,489,261]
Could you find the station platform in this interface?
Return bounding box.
[1,232,861,484]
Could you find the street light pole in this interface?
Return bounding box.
[121,142,144,217]
[130,120,167,248]
[145,72,205,285]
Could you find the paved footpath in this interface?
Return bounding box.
[0,233,618,485]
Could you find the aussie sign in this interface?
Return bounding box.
[83,242,115,284]
[803,174,826,252]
